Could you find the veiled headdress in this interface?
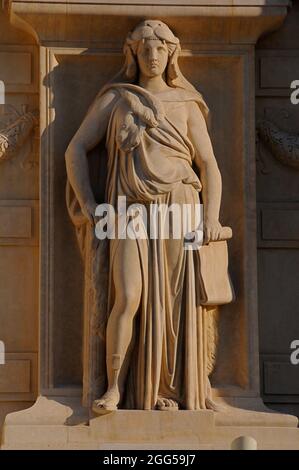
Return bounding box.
[112,20,204,95]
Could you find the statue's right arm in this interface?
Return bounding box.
[65,90,119,223]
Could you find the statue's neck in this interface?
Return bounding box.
[138,73,170,93]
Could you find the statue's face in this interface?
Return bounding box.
[136,39,169,78]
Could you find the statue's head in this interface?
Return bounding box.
[124,20,179,80]
[108,20,209,123]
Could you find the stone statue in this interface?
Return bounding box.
[65,20,233,414]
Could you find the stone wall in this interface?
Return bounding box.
[0,7,39,436]
[256,2,299,418]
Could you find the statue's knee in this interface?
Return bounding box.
[117,289,140,317]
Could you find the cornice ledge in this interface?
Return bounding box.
[9,0,291,45]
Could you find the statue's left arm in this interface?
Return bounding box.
[187,101,223,243]
[65,90,118,224]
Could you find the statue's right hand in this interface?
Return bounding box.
[82,200,98,225]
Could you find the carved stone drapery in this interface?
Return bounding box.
[0,109,38,163]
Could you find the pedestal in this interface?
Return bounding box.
[2,397,298,450]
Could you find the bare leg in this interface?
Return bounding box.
[93,239,142,413]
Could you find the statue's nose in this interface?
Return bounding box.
[149,48,158,61]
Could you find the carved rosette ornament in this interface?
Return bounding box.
[257,118,299,172]
[0,108,38,163]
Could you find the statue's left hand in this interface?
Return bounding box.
[203,219,223,244]
[82,200,98,225]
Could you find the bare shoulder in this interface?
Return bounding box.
[68,88,120,149]
[187,100,206,126]
[93,88,120,114]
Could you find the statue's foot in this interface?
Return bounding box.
[156,396,179,411]
[92,388,120,415]
[205,397,226,412]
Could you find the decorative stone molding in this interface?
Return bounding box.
[257,118,299,171]
[0,106,38,164]
[9,0,290,46]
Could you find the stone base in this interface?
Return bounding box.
[1,396,299,450]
